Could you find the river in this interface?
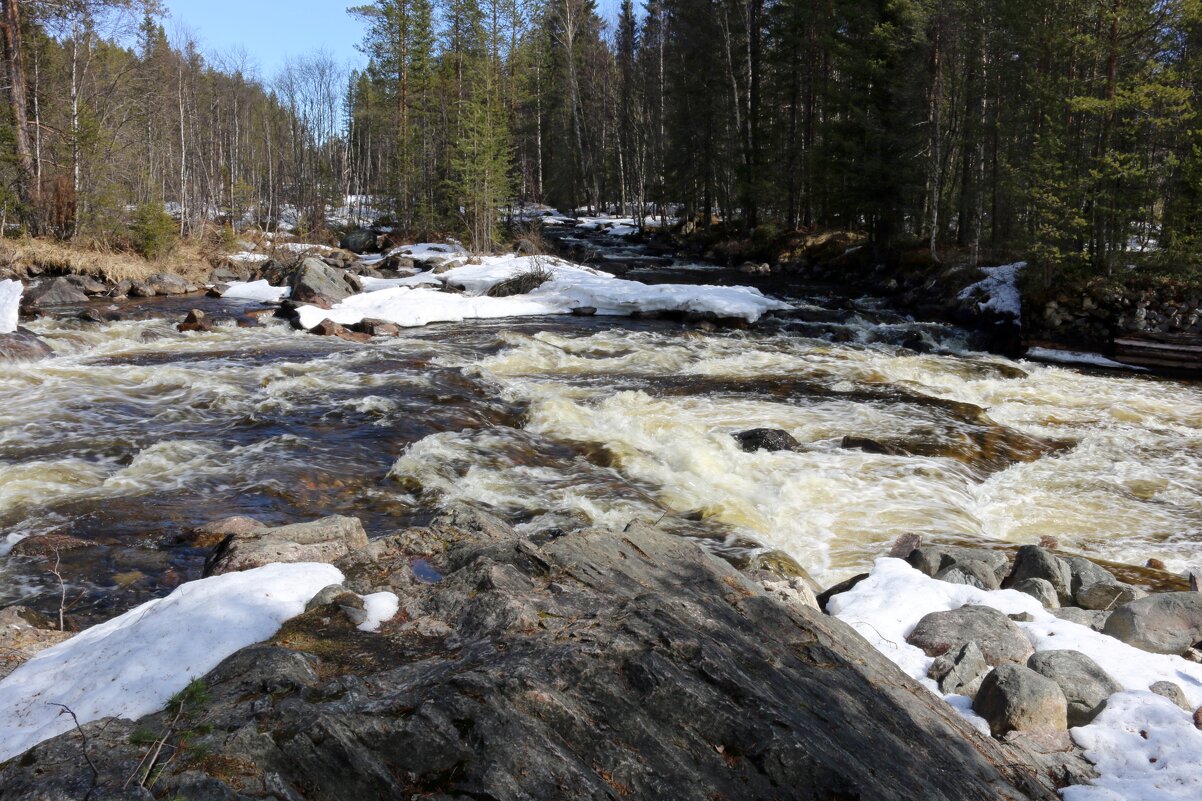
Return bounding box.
[2,253,1200,625]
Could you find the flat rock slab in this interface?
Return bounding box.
[1,517,1060,801]
[203,515,368,575]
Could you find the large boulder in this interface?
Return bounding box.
[290,257,355,305]
[907,605,1035,666]
[1076,581,1143,611]
[339,228,379,254]
[906,545,1009,585]
[203,515,369,576]
[0,518,1062,801]
[0,329,53,362]
[1026,650,1121,726]
[1066,557,1115,601]
[974,664,1069,737]
[1004,546,1073,605]
[1102,592,1202,654]
[146,272,191,295]
[21,277,88,309]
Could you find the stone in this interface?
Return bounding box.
[816,573,869,611]
[186,516,268,549]
[147,273,190,295]
[8,533,90,558]
[1150,681,1190,711]
[906,545,1010,583]
[309,319,370,343]
[929,641,989,698]
[1027,650,1122,726]
[908,605,1035,666]
[0,517,1063,801]
[733,428,801,453]
[841,435,909,456]
[1050,607,1110,631]
[570,306,597,316]
[203,515,369,576]
[1076,581,1143,611]
[210,264,252,284]
[1189,569,1202,593]
[0,329,53,362]
[291,257,354,305]
[21,277,88,308]
[936,560,1002,591]
[128,280,156,297]
[1066,557,1115,599]
[352,318,401,337]
[0,606,71,681]
[177,309,212,333]
[62,274,107,295]
[1147,558,1168,571]
[1102,592,1202,654]
[1011,578,1060,609]
[1004,546,1073,605]
[974,664,1069,737]
[304,584,363,612]
[339,228,378,254]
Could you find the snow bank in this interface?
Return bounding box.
[221,280,290,303]
[0,278,20,334]
[958,262,1025,318]
[0,562,342,762]
[295,253,790,330]
[1025,347,1145,372]
[829,558,1202,799]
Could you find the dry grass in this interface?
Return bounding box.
[0,236,216,284]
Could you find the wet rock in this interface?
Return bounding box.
[1,518,1062,801]
[841,435,910,456]
[908,605,1035,665]
[204,515,369,576]
[733,428,801,453]
[1150,681,1191,711]
[738,261,771,274]
[1076,581,1143,611]
[1004,546,1073,605]
[309,319,371,343]
[1012,578,1060,609]
[177,309,212,333]
[930,641,990,698]
[1102,592,1202,654]
[974,664,1069,737]
[77,308,106,323]
[186,516,268,549]
[1050,607,1110,632]
[351,318,401,337]
[128,280,156,298]
[0,606,71,680]
[816,573,869,611]
[570,305,597,316]
[339,228,378,254]
[147,272,191,295]
[1146,558,1167,570]
[0,329,53,362]
[62,274,107,295]
[8,533,90,558]
[291,257,354,305]
[1027,650,1121,726]
[21,277,88,308]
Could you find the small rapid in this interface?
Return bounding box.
[2,277,1200,622]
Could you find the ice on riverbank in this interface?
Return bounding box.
[958,262,1025,318]
[293,253,790,330]
[0,562,342,762]
[829,558,1202,799]
[0,279,21,334]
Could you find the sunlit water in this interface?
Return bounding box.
[2,282,1200,623]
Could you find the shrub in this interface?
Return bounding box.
[130,203,178,260]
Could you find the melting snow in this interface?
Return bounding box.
[358,592,400,632]
[829,558,1202,800]
[221,279,290,303]
[0,562,342,762]
[958,262,1025,318]
[0,278,21,334]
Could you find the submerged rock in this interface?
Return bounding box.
[1,516,1061,801]
[733,428,801,453]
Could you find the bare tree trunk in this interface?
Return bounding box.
[1,0,41,234]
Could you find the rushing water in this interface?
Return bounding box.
[2,268,1200,624]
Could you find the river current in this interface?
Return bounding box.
[2,267,1199,623]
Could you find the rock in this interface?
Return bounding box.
[841,435,909,456]
[0,606,71,681]
[570,305,597,316]
[733,428,801,453]
[62,274,107,295]
[21,277,88,308]
[1150,681,1191,711]
[930,641,990,698]
[0,518,1062,801]
[186,516,268,549]
[1012,578,1060,609]
[937,560,1002,591]
[486,268,552,298]
[1004,546,1073,605]
[906,545,1010,584]
[1050,607,1110,631]
[1066,557,1115,600]
[291,257,354,305]
[0,329,53,362]
[1076,581,1143,611]
[1027,650,1121,726]
[8,533,90,558]
[77,308,106,323]
[204,515,369,576]
[210,264,252,283]
[177,309,212,333]
[1147,558,1167,570]
[146,273,190,295]
[738,262,770,274]
[304,583,360,612]
[907,605,1035,665]
[888,533,923,558]
[351,318,401,337]
[1102,592,1202,654]
[128,280,155,298]
[974,664,1069,737]
[309,318,371,343]
[1191,569,1202,592]
[339,228,378,254]
[816,573,869,611]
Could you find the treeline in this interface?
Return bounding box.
[0,0,349,246]
[351,0,1202,273]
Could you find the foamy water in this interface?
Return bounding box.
[2,298,1200,617]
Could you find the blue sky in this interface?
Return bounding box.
[162,0,621,80]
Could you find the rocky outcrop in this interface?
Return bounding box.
[0,512,1059,801]
[203,515,369,576]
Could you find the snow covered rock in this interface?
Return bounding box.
[1027,650,1122,726]
[204,515,369,576]
[221,278,290,302]
[1102,592,1202,655]
[907,604,1035,666]
[974,664,1068,736]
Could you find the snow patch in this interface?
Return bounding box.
[0,562,342,762]
[829,558,1202,799]
[221,280,290,303]
[957,262,1025,318]
[0,278,20,334]
[227,252,271,265]
[1025,347,1146,372]
[358,591,400,632]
